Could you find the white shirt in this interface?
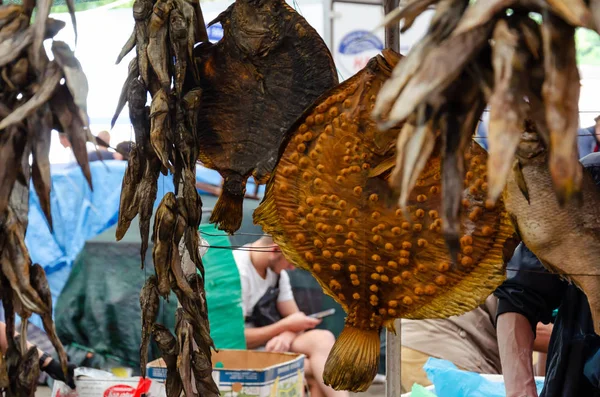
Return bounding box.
[233,245,294,319]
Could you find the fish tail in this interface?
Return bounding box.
[323,325,380,392]
[140,336,149,378]
[210,176,245,234]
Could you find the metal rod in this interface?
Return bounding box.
[383,0,400,52]
[386,320,402,397]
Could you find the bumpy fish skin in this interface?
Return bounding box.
[503,127,600,334]
[152,192,178,297]
[254,52,514,392]
[195,0,338,233]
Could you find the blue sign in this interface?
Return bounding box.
[207,23,224,43]
[338,30,384,55]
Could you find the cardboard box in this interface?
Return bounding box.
[148,349,305,397]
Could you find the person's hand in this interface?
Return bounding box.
[281,312,320,333]
[265,331,296,353]
[41,358,76,389]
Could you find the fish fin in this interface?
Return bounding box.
[210,176,245,234]
[513,160,530,204]
[368,155,396,178]
[116,30,136,65]
[323,326,380,392]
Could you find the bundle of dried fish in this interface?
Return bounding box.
[0,0,89,392]
[254,51,516,392]
[194,0,339,233]
[372,0,592,259]
[114,0,339,391]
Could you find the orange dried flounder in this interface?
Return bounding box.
[254,50,515,392]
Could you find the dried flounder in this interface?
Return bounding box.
[195,0,339,233]
[254,51,515,392]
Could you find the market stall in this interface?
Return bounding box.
[2,0,600,395]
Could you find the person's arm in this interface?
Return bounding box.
[497,312,538,397]
[533,322,553,353]
[245,312,320,349]
[494,243,567,397]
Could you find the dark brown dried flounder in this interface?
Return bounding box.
[254,51,515,392]
[195,0,339,233]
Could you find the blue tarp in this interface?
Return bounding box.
[23,159,264,328]
[423,358,545,397]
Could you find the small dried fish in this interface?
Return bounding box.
[541,12,582,205]
[0,61,61,130]
[192,350,219,397]
[147,0,174,91]
[169,6,188,97]
[140,275,160,378]
[28,105,53,229]
[132,0,153,87]
[138,157,162,268]
[116,30,136,65]
[486,20,527,203]
[150,89,173,173]
[16,347,39,397]
[116,145,143,241]
[0,126,27,216]
[29,263,70,381]
[51,41,89,126]
[176,310,196,397]
[152,192,178,297]
[152,324,183,397]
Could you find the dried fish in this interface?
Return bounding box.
[116,30,136,65]
[152,324,183,397]
[150,89,173,173]
[504,126,600,334]
[140,275,160,377]
[138,158,161,268]
[51,41,89,125]
[255,53,514,392]
[29,263,70,381]
[28,105,53,228]
[147,0,174,92]
[16,347,39,397]
[0,61,61,130]
[176,309,196,397]
[152,192,178,297]
[196,0,338,233]
[132,0,153,87]
[541,12,582,205]
[486,20,527,203]
[169,6,188,97]
[116,145,143,241]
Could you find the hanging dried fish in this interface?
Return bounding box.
[540,12,582,205]
[152,192,178,298]
[254,52,514,392]
[503,124,600,334]
[140,275,160,378]
[195,0,338,233]
[147,0,174,92]
[152,324,183,397]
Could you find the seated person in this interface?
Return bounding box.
[400,294,552,392]
[234,236,349,397]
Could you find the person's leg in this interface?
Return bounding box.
[291,329,349,397]
[400,346,434,393]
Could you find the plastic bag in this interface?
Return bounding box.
[424,358,545,397]
[410,384,437,397]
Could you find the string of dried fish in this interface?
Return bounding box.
[0,0,88,392]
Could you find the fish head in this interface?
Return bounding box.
[133,0,153,20]
[228,0,283,56]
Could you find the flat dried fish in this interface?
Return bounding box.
[169,6,187,97]
[152,192,178,297]
[196,0,338,233]
[133,0,153,87]
[27,105,53,229]
[152,324,183,397]
[254,53,514,392]
[150,88,173,173]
